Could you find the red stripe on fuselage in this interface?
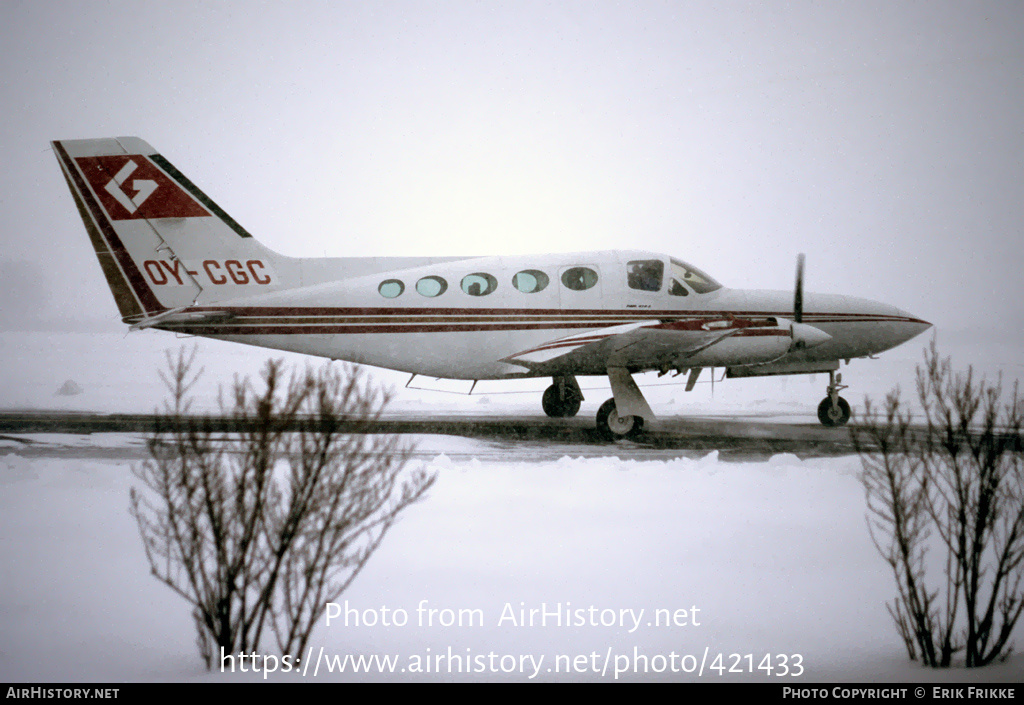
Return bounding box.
[154,309,921,335]
[157,319,827,337]
[150,304,924,323]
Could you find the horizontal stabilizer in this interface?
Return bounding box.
[129,307,234,331]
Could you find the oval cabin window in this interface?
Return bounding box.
[460,273,498,296]
[512,270,550,293]
[561,267,599,291]
[378,279,404,298]
[415,275,448,298]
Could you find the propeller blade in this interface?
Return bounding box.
[794,253,805,324]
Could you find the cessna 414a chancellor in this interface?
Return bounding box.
[52,137,931,439]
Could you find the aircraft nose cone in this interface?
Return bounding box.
[862,302,933,354]
[795,292,932,357]
[892,307,932,345]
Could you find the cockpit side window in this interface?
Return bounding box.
[627,259,664,292]
[669,258,722,295]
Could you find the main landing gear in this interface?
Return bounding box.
[817,370,851,427]
[596,398,644,440]
[542,376,583,418]
[595,368,655,441]
[540,369,654,441]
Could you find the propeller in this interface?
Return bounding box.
[794,253,805,324]
[788,252,831,350]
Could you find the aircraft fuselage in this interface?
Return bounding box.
[152,251,930,380]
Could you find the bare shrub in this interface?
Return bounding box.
[854,339,1024,667]
[130,347,435,667]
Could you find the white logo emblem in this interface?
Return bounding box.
[104,160,157,214]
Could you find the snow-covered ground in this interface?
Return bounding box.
[1,434,1022,683]
[1,330,1022,682]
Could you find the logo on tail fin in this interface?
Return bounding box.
[75,155,211,220]
[104,160,156,214]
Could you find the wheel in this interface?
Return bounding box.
[542,384,581,418]
[596,398,644,440]
[817,396,851,427]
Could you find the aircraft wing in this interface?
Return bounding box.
[502,318,748,374]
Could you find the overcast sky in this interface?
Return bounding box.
[1,1,1022,343]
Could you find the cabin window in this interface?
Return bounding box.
[670,258,722,294]
[627,259,664,292]
[461,272,498,296]
[561,267,599,291]
[378,279,404,298]
[415,275,448,297]
[512,269,550,293]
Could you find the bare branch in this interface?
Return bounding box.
[130,349,435,668]
[855,338,1024,668]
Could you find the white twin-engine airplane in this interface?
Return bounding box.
[53,137,931,439]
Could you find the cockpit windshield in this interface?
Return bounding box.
[669,258,722,295]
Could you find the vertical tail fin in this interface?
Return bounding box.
[52,137,290,323]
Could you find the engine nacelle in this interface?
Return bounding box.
[677,316,831,368]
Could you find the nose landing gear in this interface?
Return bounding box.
[817,370,851,427]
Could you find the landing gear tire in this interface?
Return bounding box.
[542,384,581,418]
[596,398,644,440]
[817,396,851,427]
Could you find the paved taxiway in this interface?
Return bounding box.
[1,411,867,461]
